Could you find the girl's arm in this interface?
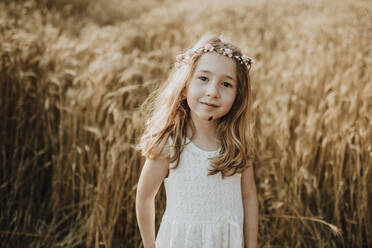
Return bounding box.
[136,156,169,248]
[241,165,259,248]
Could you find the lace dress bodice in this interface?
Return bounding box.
[155,138,244,248]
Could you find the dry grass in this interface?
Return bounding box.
[0,0,371,247]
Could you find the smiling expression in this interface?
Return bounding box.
[184,52,237,123]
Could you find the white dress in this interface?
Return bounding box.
[155,137,244,248]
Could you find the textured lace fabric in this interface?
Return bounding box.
[155,138,244,248]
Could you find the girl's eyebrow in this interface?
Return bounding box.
[198,69,236,82]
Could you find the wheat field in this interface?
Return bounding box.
[0,0,371,247]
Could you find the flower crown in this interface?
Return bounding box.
[175,43,254,69]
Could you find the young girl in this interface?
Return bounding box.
[136,34,258,248]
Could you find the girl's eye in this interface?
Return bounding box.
[222,82,232,87]
[198,76,208,81]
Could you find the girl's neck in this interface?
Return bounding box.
[187,113,220,150]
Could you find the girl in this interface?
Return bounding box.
[136,34,258,248]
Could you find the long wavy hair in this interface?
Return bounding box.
[138,34,255,178]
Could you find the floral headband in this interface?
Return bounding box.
[175,43,254,69]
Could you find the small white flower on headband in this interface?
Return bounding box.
[222,48,233,57]
[241,55,254,65]
[176,54,183,62]
[204,44,214,52]
[175,43,254,69]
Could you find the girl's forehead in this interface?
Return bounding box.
[195,53,237,79]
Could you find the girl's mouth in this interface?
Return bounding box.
[201,102,218,108]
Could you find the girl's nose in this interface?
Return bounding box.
[206,81,219,97]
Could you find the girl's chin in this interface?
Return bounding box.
[202,115,220,122]
[190,110,222,122]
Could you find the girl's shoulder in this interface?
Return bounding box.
[151,136,172,160]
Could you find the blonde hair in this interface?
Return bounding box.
[138,34,255,178]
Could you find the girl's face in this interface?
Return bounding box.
[184,52,237,123]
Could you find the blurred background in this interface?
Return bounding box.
[0,0,371,247]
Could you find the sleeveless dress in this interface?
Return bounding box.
[155,137,244,248]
